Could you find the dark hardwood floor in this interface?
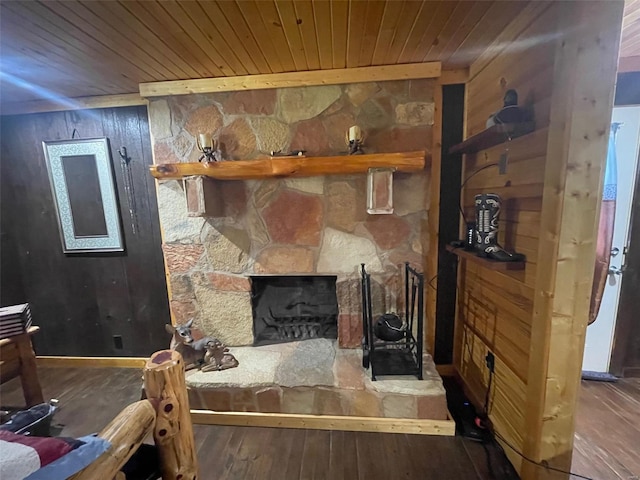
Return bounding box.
[572,378,640,480]
[4,367,638,479]
[0,367,517,480]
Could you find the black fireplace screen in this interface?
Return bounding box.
[250,276,338,346]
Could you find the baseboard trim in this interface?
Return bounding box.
[190,409,456,436]
[36,356,146,368]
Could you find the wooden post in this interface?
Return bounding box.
[426,82,443,356]
[522,2,624,478]
[71,400,156,480]
[143,350,199,480]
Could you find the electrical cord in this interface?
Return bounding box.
[480,365,594,480]
[492,431,593,480]
[459,163,499,223]
[483,366,494,417]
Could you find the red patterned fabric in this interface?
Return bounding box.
[0,430,82,476]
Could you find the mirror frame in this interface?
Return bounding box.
[43,137,124,253]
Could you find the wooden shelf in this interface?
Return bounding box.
[149,151,427,180]
[448,123,535,155]
[446,244,525,271]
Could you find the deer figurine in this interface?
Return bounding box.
[201,339,239,372]
[165,319,216,371]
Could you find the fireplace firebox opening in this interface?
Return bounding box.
[250,275,338,346]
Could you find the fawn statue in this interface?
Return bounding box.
[202,339,239,372]
[165,319,238,372]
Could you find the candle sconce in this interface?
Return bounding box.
[197,133,222,163]
[345,125,364,155]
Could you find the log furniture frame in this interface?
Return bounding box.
[72,350,199,480]
[0,326,44,407]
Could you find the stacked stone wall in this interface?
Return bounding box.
[148,80,435,346]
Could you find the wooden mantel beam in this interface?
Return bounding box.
[139,63,441,97]
[150,151,428,181]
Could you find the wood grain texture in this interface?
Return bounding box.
[0,107,170,357]
[621,0,640,61]
[36,356,147,368]
[3,366,631,479]
[150,151,427,180]
[0,1,533,105]
[144,350,199,480]
[71,400,156,480]
[572,378,640,480]
[446,245,525,271]
[522,2,624,479]
[455,2,624,478]
[13,0,640,107]
[139,62,441,96]
[426,82,443,355]
[0,327,44,407]
[191,410,455,436]
[455,5,555,467]
[1,93,146,116]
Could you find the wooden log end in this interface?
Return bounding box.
[146,349,183,370]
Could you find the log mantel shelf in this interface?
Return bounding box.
[149,151,428,181]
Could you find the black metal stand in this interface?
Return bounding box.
[360,263,424,381]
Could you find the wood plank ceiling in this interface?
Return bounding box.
[621,0,640,59]
[0,0,531,104]
[0,0,636,106]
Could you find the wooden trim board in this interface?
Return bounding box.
[439,69,469,85]
[426,83,443,355]
[190,410,455,436]
[1,93,146,116]
[140,62,441,97]
[36,356,147,368]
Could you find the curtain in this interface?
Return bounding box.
[589,123,619,325]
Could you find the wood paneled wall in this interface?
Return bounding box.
[458,5,555,470]
[0,107,170,356]
[455,2,624,477]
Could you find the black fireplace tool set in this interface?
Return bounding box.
[360,262,424,381]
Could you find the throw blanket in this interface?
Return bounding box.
[0,431,83,480]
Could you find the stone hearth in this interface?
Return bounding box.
[186,339,448,420]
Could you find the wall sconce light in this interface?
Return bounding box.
[345,125,364,155]
[197,133,221,163]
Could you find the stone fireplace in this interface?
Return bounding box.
[146,79,450,422]
[149,79,434,349]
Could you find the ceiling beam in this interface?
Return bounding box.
[1,93,146,116]
[139,62,442,97]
